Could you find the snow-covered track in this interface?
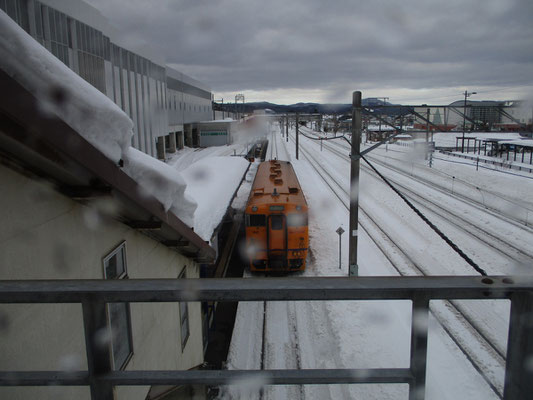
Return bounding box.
[326,137,533,231]
[316,138,533,270]
[293,132,505,398]
[362,166,533,266]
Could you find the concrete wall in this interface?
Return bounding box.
[0,164,204,400]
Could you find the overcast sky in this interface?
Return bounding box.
[86,0,533,105]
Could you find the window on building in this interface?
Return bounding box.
[103,242,133,370]
[0,0,28,32]
[34,3,43,39]
[179,268,190,350]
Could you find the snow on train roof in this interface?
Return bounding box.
[248,160,307,207]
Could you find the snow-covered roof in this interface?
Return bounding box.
[367,125,397,131]
[182,156,249,241]
[498,140,533,148]
[0,10,212,258]
[432,131,522,148]
[199,119,235,124]
[0,10,132,163]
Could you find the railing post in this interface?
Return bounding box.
[409,295,429,400]
[82,298,115,400]
[504,292,533,399]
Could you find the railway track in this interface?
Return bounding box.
[316,136,533,269]
[268,127,290,161]
[315,134,524,354]
[327,137,533,231]
[291,132,506,398]
[255,132,352,400]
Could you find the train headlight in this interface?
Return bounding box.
[252,206,258,212]
[296,206,302,210]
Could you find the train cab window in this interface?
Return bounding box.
[247,214,266,227]
[270,215,283,230]
[287,213,308,227]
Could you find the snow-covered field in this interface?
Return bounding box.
[214,123,533,400]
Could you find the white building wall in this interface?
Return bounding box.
[0,164,204,400]
[4,0,213,157]
[113,64,120,105]
[104,59,113,100]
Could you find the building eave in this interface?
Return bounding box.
[0,70,215,264]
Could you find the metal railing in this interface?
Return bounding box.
[1,276,532,400]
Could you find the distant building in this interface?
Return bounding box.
[1,0,214,159]
[447,100,503,129]
[413,100,532,132]
[497,100,533,131]
[433,109,442,125]
[196,120,237,147]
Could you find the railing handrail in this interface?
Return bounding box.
[0,275,532,400]
[0,275,529,303]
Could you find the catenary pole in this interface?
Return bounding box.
[286,114,289,142]
[349,91,362,277]
[425,108,430,160]
[462,90,476,152]
[296,113,299,160]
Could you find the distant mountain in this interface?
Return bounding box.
[216,98,405,116]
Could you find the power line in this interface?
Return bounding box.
[361,154,488,276]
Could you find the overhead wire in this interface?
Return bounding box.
[360,153,489,276]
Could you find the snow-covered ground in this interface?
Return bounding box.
[214,122,533,400]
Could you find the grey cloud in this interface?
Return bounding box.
[86,0,533,101]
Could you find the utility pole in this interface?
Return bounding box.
[425,108,430,160]
[235,93,245,121]
[378,97,389,141]
[462,90,476,152]
[349,91,362,277]
[296,113,299,160]
[286,114,289,142]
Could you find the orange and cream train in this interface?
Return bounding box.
[245,160,309,272]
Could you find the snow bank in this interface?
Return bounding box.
[0,10,132,163]
[123,148,197,227]
[181,156,249,241]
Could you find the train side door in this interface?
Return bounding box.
[267,214,287,268]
